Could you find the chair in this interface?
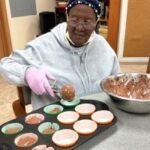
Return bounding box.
[12,86,59,117]
[12,87,31,117]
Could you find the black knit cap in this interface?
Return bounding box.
[66,0,101,19]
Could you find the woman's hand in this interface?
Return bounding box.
[25,67,55,96]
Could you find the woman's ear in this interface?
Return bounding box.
[65,11,69,21]
[96,17,100,24]
[66,14,69,21]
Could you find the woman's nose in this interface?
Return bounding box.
[76,23,85,31]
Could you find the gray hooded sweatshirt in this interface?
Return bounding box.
[0,22,120,109]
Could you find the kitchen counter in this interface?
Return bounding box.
[76,92,150,150]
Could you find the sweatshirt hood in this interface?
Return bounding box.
[51,22,96,51]
[51,22,71,50]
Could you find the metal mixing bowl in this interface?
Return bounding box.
[100,73,150,113]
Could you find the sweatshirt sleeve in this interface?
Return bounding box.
[0,46,42,86]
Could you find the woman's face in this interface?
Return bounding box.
[67,4,97,47]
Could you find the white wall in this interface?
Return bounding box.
[6,0,55,49]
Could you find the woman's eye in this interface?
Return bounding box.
[70,17,77,21]
[72,19,77,22]
[85,20,91,24]
[85,19,91,22]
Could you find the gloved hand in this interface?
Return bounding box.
[25,67,55,96]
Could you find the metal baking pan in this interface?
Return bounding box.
[0,99,117,150]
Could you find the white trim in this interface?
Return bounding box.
[117,0,128,60]
[120,57,149,63]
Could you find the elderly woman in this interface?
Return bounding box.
[0,0,120,110]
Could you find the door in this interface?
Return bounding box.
[0,0,12,59]
[107,0,121,52]
[124,0,150,57]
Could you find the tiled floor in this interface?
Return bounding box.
[0,63,148,125]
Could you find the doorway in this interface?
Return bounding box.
[97,0,121,52]
[0,0,12,59]
[107,0,121,52]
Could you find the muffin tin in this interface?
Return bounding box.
[0,99,117,150]
[60,97,80,107]
[75,103,96,115]
[73,119,98,135]
[1,122,24,135]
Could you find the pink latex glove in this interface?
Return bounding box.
[25,67,55,96]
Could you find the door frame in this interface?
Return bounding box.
[0,0,12,57]
[107,0,121,53]
[0,0,24,115]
